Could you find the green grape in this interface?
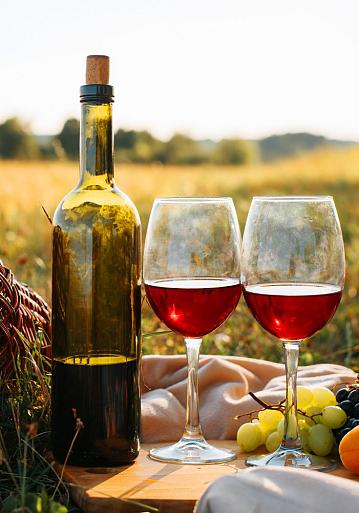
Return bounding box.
[306,405,323,425]
[308,424,334,456]
[251,419,267,444]
[265,431,282,452]
[259,424,275,444]
[297,386,314,410]
[300,429,311,453]
[258,409,284,430]
[298,411,308,423]
[299,419,311,452]
[320,405,347,429]
[311,387,337,409]
[298,419,310,432]
[237,423,262,452]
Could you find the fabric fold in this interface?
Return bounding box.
[141,355,355,442]
[195,467,359,513]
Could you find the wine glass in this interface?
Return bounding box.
[241,196,345,470]
[144,197,242,464]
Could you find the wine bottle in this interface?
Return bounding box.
[51,55,142,466]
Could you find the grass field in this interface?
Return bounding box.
[0,147,359,369]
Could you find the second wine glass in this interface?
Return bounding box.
[241,196,345,470]
[144,197,242,464]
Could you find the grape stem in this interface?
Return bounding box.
[234,392,284,420]
[234,371,359,425]
[248,391,283,410]
[234,391,321,423]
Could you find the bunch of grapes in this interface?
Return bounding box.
[237,386,349,457]
[334,386,359,443]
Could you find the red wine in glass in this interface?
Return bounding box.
[144,197,241,464]
[145,278,242,338]
[243,283,342,341]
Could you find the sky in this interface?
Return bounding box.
[1,0,359,141]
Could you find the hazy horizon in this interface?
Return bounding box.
[33,129,358,144]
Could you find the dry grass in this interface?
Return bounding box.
[1,147,359,366]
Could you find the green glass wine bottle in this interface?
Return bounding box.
[51,55,142,466]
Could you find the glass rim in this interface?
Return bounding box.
[153,196,234,204]
[252,195,334,202]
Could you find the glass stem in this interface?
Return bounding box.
[183,338,203,440]
[281,341,302,451]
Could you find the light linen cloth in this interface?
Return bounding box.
[141,355,356,442]
[195,467,359,513]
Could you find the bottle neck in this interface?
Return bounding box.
[79,102,114,187]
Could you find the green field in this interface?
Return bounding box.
[1,148,358,368]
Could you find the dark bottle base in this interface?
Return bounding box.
[53,443,140,467]
[51,356,141,468]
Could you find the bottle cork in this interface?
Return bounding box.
[86,55,109,85]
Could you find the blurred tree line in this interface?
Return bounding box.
[0,117,257,165]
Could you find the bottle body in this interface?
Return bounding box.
[51,97,142,466]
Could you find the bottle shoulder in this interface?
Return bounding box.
[53,185,141,229]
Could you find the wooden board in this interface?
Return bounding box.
[62,441,359,513]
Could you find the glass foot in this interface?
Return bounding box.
[149,437,236,464]
[246,447,337,471]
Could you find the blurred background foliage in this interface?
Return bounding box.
[0,116,353,166]
[0,119,39,160]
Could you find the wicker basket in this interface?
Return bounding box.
[0,260,51,375]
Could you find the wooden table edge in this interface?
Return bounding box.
[59,441,359,513]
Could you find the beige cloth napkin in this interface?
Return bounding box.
[141,355,356,442]
[195,467,359,513]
